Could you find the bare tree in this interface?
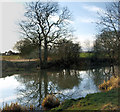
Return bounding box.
[94,31,117,60]
[19,1,73,68]
[95,2,120,62]
[97,2,119,35]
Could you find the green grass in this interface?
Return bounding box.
[80,52,94,58]
[51,88,119,111]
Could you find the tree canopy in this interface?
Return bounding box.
[94,2,120,63]
[18,1,73,67]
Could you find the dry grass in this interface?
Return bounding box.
[99,76,120,91]
[2,55,20,60]
[6,59,39,62]
[1,102,34,112]
[2,55,52,62]
[42,95,60,110]
[101,103,119,110]
[2,55,39,62]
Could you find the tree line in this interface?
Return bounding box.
[14,1,120,68]
[94,2,120,64]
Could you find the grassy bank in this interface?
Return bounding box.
[51,76,120,111]
[2,58,111,73]
[51,88,119,111]
[1,88,119,111]
[1,54,114,71]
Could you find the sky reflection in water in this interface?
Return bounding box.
[0,67,114,107]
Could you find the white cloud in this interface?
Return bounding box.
[73,34,95,51]
[75,34,95,42]
[64,19,74,24]
[78,18,96,23]
[49,15,59,22]
[50,15,74,24]
[82,4,104,13]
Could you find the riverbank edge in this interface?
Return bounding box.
[0,88,119,111]
[1,58,113,78]
[2,58,113,71]
[50,88,119,111]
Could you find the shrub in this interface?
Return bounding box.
[42,95,60,110]
[99,76,120,91]
[1,102,34,112]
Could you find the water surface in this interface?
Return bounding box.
[0,66,119,108]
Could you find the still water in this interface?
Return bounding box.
[0,66,119,108]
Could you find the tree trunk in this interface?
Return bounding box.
[38,71,42,107]
[38,39,42,69]
[43,71,48,97]
[43,37,48,68]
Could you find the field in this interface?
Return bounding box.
[80,52,94,58]
[2,55,20,60]
[1,55,38,62]
[1,52,94,62]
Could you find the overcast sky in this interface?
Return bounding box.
[0,0,114,53]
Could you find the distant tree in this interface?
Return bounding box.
[14,38,38,58]
[94,31,117,59]
[6,50,14,56]
[84,40,93,58]
[95,2,120,62]
[19,1,73,68]
[84,40,91,52]
[49,39,81,63]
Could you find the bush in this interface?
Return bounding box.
[99,76,120,91]
[42,95,60,110]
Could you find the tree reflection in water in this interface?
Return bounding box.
[91,65,120,87]
[15,69,81,107]
[14,66,120,107]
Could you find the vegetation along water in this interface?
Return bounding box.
[0,1,120,111]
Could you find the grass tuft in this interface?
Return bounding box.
[101,103,119,110]
[99,76,120,91]
[1,102,34,112]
